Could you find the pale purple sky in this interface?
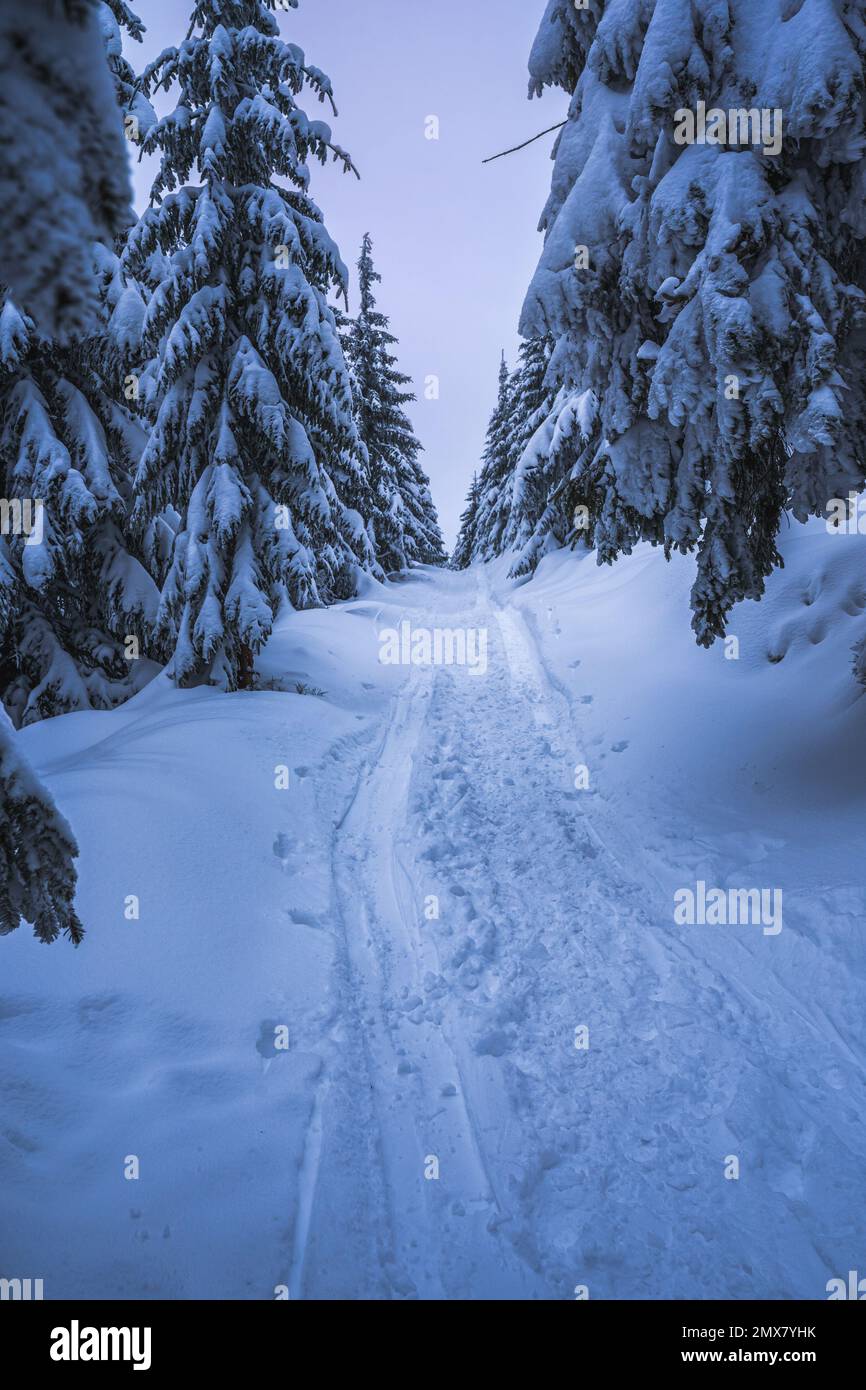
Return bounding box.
[129,0,565,545]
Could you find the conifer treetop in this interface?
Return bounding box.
[342,233,444,572]
[521,0,866,646]
[123,0,370,687]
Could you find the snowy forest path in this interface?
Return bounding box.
[300,571,545,1298]
[295,565,764,1299]
[326,652,534,1299]
[294,558,681,1295]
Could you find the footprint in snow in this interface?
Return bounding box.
[273,832,291,867]
[286,908,324,930]
[611,740,629,753]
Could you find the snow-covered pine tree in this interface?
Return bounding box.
[331,301,383,580]
[0,275,161,722]
[0,274,161,726]
[0,707,83,945]
[0,0,143,941]
[451,471,482,570]
[0,2,161,726]
[343,233,444,572]
[125,0,377,689]
[506,345,601,578]
[494,334,565,568]
[463,353,517,563]
[522,0,866,647]
[342,237,410,573]
[455,340,567,572]
[0,0,134,341]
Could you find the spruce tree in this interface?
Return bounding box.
[0,3,160,726]
[125,0,375,689]
[496,335,558,563]
[331,302,383,580]
[343,234,443,572]
[506,336,600,577]
[522,0,866,646]
[465,354,516,563]
[0,276,160,726]
[451,471,482,571]
[0,0,143,942]
[455,340,570,572]
[0,708,83,945]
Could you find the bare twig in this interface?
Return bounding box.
[482,120,568,164]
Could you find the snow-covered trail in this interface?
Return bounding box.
[287,559,866,1300]
[298,572,545,1298]
[292,568,712,1298]
[327,661,537,1299]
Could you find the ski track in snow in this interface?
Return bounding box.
[306,568,611,1299]
[305,619,538,1299]
[287,564,866,1299]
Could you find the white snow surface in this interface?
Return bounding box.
[3,518,866,1299]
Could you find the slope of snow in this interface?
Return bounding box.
[2,522,865,1299]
